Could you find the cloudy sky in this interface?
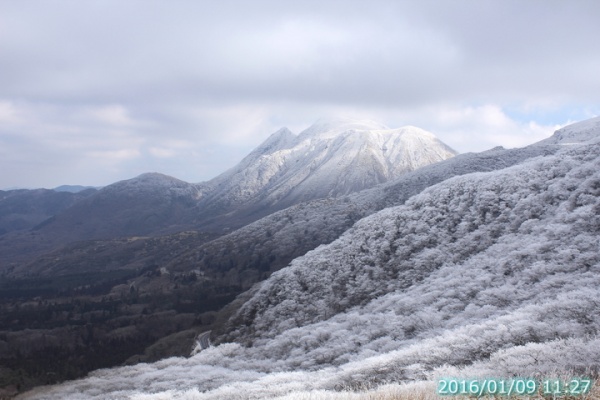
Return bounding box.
[1,0,599,189]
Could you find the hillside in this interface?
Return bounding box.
[0,188,96,236]
[0,174,204,270]
[17,119,600,399]
[163,140,560,315]
[32,172,204,241]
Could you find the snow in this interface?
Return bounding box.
[197,118,457,209]
[296,117,388,140]
[537,116,600,145]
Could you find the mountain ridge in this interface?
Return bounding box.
[539,116,600,145]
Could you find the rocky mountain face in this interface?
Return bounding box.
[15,118,600,400]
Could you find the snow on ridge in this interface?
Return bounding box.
[539,116,600,146]
[99,172,202,199]
[248,127,296,157]
[297,117,389,140]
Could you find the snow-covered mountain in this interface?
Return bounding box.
[18,119,600,399]
[198,118,457,212]
[0,118,459,396]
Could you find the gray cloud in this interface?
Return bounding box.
[1,0,599,188]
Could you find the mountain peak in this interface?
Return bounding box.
[250,127,295,156]
[119,172,188,188]
[98,172,199,200]
[202,118,457,210]
[53,185,98,193]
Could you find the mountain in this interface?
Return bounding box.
[214,123,600,386]
[163,140,560,306]
[16,118,600,399]
[42,119,457,237]
[197,118,457,218]
[539,116,600,145]
[53,185,99,193]
[0,188,97,236]
[33,172,203,241]
[0,174,205,269]
[1,130,559,391]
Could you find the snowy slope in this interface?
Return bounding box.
[198,118,457,210]
[229,141,600,341]
[538,116,600,145]
[18,119,600,399]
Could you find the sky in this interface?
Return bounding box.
[1,0,599,189]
